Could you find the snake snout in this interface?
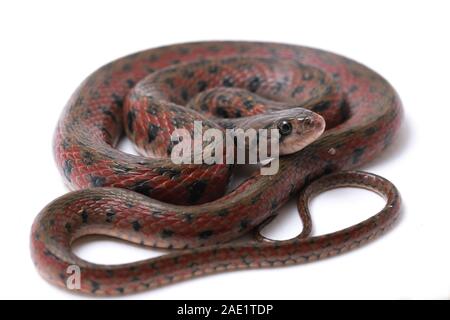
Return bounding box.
[309,113,326,133]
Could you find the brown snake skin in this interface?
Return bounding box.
[30,42,403,296]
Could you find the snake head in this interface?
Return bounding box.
[228,107,326,156]
[267,108,326,155]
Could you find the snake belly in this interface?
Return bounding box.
[30,42,403,295]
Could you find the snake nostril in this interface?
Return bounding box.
[303,117,313,128]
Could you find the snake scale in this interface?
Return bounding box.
[30,41,403,296]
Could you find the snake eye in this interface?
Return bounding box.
[277,120,292,136]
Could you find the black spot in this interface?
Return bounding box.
[251,194,261,205]
[126,79,135,88]
[82,151,95,165]
[75,96,84,106]
[61,138,70,150]
[207,45,220,52]
[323,163,335,175]
[147,124,160,143]
[127,110,136,133]
[101,108,117,123]
[289,183,298,197]
[197,80,208,92]
[312,101,331,113]
[161,229,174,239]
[155,167,181,179]
[126,201,134,208]
[178,47,189,55]
[217,94,229,106]
[91,281,100,294]
[171,116,185,128]
[130,180,152,195]
[81,209,88,223]
[199,230,213,239]
[116,287,124,294]
[352,147,366,164]
[164,78,175,88]
[243,99,255,110]
[182,213,194,223]
[349,85,359,93]
[111,93,123,109]
[271,200,279,210]
[239,219,249,232]
[291,85,304,97]
[183,69,194,78]
[383,131,394,149]
[63,160,73,182]
[111,163,132,174]
[44,249,54,257]
[221,121,235,129]
[274,81,284,93]
[89,90,100,99]
[106,209,115,223]
[148,54,159,62]
[217,209,229,217]
[188,180,207,203]
[216,107,229,118]
[241,255,252,266]
[365,127,377,136]
[339,101,351,122]
[90,176,106,187]
[318,76,326,85]
[223,77,234,87]
[132,220,141,232]
[64,223,72,233]
[82,109,92,119]
[181,88,189,102]
[200,103,209,112]
[166,140,178,156]
[147,106,158,115]
[248,77,261,92]
[208,65,219,73]
[122,63,132,72]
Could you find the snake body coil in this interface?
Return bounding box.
[31,42,402,295]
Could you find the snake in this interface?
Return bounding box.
[30,41,403,296]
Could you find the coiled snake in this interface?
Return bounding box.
[30,42,402,295]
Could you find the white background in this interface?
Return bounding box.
[0,0,448,300]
